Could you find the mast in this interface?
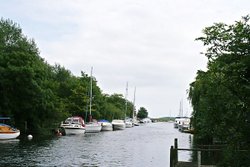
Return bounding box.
[179,99,183,117]
[89,67,93,122]
[132,87,136,121]
[125,82,128,120]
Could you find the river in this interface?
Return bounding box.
[0,122,193,167]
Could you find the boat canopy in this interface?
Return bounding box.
[0,117,11,120]
[99,119,109,123]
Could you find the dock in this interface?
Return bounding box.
[170,138,218,167]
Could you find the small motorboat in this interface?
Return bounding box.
[99,120,113,131]
[60,116,85,135]
[85,119,102,133]
[0,117,20,140]
[125,119,133,128]
[112,119,126,130]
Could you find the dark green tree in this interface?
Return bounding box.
[137,107,148,119]
[0,18,67,134]
[189,15,250,166]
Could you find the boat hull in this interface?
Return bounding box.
[101,122,113,131]
[125,121,133,128]
[63,127,85,135]
[112,120,126,130]
[113,124,126,130]
[0,131,20,140]
[85,123,102,133]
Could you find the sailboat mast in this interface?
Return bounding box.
[125,82,128,119]
[89,67,93,119]
[132,87,136,120]
[179,99,183,117]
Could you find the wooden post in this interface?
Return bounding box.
[174,138,178,163]
[197,151,201,167]
[24,121,27,133]
[170,146,174,167]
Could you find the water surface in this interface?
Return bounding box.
[0,122,192,167]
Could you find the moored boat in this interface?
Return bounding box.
[99,120,113,131]
[174,117,182,128]
[60,116,85,135]
[112,119,126,130]
[0,117,20,140]
[85,119,102,133]
[125,119,133,128]
[178,117,190,132]
[85,67,102,133]
[0,123,20,140]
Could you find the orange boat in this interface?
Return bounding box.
[0,117,20,140]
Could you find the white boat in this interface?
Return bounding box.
[0,117,20,140]
[60,116,85,135]
[0,124,20,140]
[85,120,102,133]
[85,67,102,133]
[99,120,113,131]
[125,119,133,128]
[124,83,133,128]
[177,117,190,132]
[112,119,126,130]
[140,118,152,123]
[174,117,182,128]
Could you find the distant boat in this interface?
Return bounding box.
[125,118,133,128]
[174,100,185,128]
[85,67,102,133]
[0,117,20,140]
[140,118,152,124]
[124,83,133,128]
[174,117,182,128]
[112,120,126,130]
[177,117,190,132]
[99,120,113,131]
[60,116,85,135]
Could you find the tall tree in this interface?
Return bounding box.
[189,15,250,166]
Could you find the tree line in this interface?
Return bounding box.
[188,16,250,166]
[0,18,148,135]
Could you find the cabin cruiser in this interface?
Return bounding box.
[99,120,113,131]
[125,118,133,128]
[0,123,20,140]
[112,119,126,130]
[60,116,85,135]
[85,119,102,133]
[0,117,20,140]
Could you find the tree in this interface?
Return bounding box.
[189,15,250,166]
[137,107,148,119]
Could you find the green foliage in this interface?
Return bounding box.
[137,107,148,119]
[189,15,250,165]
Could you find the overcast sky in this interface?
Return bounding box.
[1,0,249,117]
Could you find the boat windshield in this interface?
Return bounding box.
[72,119,80,124]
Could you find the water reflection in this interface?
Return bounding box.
[0,122,192,167]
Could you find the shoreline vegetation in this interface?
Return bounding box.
[188,16,250,166]
[0,18,148,136]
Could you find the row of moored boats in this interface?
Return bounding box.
[60,116,140,135]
